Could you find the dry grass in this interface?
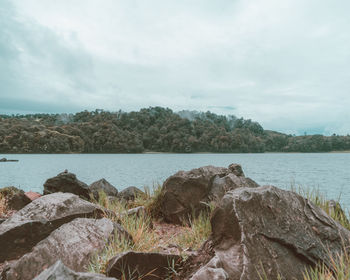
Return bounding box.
[293,186,350,231]
[295,186,350,280]
[133,184,164,219]
[88,186,213,276]
[174,205,214,251]
[300,187,350,280]
[88,188,158,274]
[0,193,7,217]
[303,251,350,280]
[88,186,171,274]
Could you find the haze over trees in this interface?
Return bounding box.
[0,107,349,153]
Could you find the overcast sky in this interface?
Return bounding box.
[1,0,350,135]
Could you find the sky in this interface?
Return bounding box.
[1,0,350,135]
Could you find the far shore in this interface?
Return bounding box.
[1,150,350,155]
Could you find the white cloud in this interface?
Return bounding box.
[1,0,349,135]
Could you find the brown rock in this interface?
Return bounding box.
[0,187,31,211]
[24,191,41,201]
[89,178,118,200]
[227,163,244,177]
[117,186,145,201]
[43,172,90,200]
[160,164,258,224]
[2,218,123,280]
[0,192,105,262]
[106,251,182,280]
[191,186,350,280]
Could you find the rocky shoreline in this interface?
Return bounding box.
[0,164,349,279]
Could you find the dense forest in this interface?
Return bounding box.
[0,107,349,153]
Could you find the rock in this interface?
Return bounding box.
[209,173,259,201]
[0,219,5,225]
[0,187,31,211]
[0,192,105,262]
[160,166,227,224]
[89,178,118,200]
[193,186,350,280]
[190,256,229,280]
[227,163,244,177]
[106,251,182,280]
[127,206,146,217]
[43,172,90,200]
[2,218,124,280]
[34,260,117,280]
[117,186,145,201]
[24,191,41,201]
[160,164,258,224]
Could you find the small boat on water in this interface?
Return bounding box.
[0,157,19,162]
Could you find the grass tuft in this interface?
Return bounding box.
[88,186,215,276]
[89,186,168,274]
[0,193,7,217]
[303,251,350,280]
[290,185,350,280]
[174,206,214,250]
[292,185,350,231]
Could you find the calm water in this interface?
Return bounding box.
[1,153,349,207]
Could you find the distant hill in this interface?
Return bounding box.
[0,107,349,153]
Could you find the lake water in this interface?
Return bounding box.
[0,153,349,208]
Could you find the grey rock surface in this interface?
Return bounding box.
[2,218,122,280]
[201,186,350,280]
[0,192,104,262]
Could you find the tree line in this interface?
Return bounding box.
[0,107,349,153]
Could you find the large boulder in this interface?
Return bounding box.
[106,251,182,280]
[43,172,90,199]
[2,218,125,280]
[0,192,105,262]
[0,187,31,211]
[117,186,145,201]
[89,178,118,200]
[160,164,258,224]
[34,260,116,280]
[188,186,350,279]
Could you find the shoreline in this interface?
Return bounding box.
[1,151,350,155]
